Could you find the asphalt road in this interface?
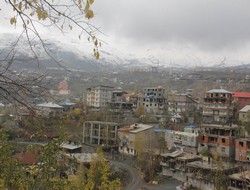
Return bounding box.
[110,160,181,190]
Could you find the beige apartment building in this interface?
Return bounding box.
[86,85,114,108]
[117,123,155,156]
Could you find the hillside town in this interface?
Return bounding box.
[1,74,250,189]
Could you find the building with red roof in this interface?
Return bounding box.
[14,152,38,165]
[232,92,250,110]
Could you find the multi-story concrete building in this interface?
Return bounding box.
[198,124,239,161]
[160,151,202,182]
[165,130,199,154]
[117,123,155,156]
[232,92,250,110]
[86,85,114,108]
[202,89,234,124]
[235,138,250,164]
[83,121,122,147]
[186,161,239,190]
[167,93,196,122]
[112,90,127,102]
[228,171,250,190]
[137,86,166,113]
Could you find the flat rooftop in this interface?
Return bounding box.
[176,154,202,161]
[201,124,239,129]
[160,150,184,158]
[187,160,239,171]
[60,143,82,150]
[229,171,250,180]
[84,121,121,125]
[65,153,98,163]
[118,123,154,133]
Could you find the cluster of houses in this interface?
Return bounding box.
[86,85,250,124]
[1,84,250,189]
[83,85,250,189]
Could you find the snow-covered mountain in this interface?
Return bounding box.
[1,33,249,71]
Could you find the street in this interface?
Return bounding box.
[110,160,181,190]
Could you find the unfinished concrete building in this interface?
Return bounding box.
[186,161,239,190]
[202,89,234,124]
[167,93,197,122]
[160,150,202,182]
[235,138,250,169]
[165,130,199,154]
[83,121,122,147]
[198,124,239,162]
[137,86,166,113]
[228,171,250,190]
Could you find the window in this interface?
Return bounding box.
[221,147,225,152]
[239,141,244,147]
[222,138,225,143]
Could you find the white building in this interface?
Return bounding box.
[165,130,199,154]
[86,85,114,108]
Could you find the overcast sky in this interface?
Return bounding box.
[1,0,250,66]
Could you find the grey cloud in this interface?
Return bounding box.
[93,0,250,52]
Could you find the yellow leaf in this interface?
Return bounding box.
[36,7,42,20]
[85,9,94,19]
[18,2,22,11]
[96,51,100,60]
[88,0,94,5]
[10,17,15,25]
[10,17,17,25]
[94,39,98,46]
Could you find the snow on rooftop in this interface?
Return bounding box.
[60,143,82,150]
[37,102,63,108]
[207,89,231,94]
[119,123,154,133]
[239,105,250,112]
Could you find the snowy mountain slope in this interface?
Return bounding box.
[0,33,249,71]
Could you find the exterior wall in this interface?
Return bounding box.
[83,121,121,146]
[118,125,155,156]
[112,91,127,102]
[137,87,166,113]
[86,86,114,108]
[168,94,196,118]
[239,111,250,122]
[233,96,250,110]
[165,131,198,153]
[187,177,215,190]
[235,139,250,162]
[198,126,237,161]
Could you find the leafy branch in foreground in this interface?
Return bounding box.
[5,0,101,60]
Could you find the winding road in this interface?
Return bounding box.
[110,160,181,190]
